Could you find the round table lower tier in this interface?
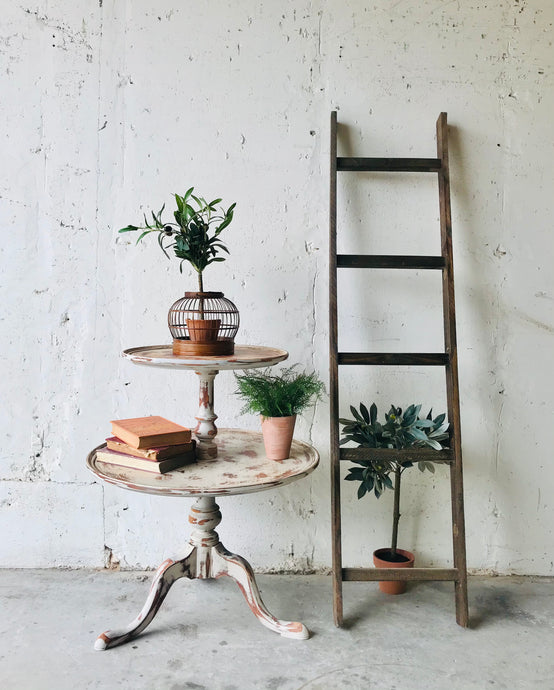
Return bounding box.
[87,428,319,497]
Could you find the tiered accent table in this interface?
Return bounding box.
[87,346,319,649]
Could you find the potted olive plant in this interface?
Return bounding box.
[119,188,239,355]
[235,366,325,460]
[340,403,449,594]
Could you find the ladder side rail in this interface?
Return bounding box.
[437,112,469,627]
[329,111,343,627]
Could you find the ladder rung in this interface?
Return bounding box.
[339,447,453,464]
[337,157,442,172]
[337,254,445,270]
[343,567,459,582]
[338,352,449,366]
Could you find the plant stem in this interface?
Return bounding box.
[391,466,401,556]
[197,271,204,319]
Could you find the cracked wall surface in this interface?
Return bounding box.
[1,0,553,574]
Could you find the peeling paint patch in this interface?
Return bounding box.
[104,546,120,570]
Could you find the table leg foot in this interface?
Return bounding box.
[95,549,195,650]
[212,544,310,640]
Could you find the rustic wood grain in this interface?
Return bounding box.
[329,111,343,628]
[343,567,459,582]
[339,446,453,464]
[338,352,449,366]
[172,338,234,356]
[337,254,445,270]
[437,111,469,628]
[337,157,442,172]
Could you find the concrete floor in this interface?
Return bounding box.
[1,570,552,690]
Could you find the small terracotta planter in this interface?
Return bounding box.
[186,318,221,343]
[260,415,296,461]
[373,548,415,595]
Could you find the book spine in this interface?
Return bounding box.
[135,432,192,449]
[106,437,195,460]
[96,449,196,474]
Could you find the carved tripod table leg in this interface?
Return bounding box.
[94,496,309,649]
[193,496,310,640]
[94,546,195,651]
[212,544,310,640]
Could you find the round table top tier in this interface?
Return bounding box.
[122,345,288,371]
[87,429,319,498]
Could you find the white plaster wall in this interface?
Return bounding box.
[1,0,552,574]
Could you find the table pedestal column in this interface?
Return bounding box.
[94,496,309,650]
[193,369,218,459]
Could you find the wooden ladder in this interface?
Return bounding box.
[329,111,469,627]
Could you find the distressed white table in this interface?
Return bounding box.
[122,345,288,460]
[87,428,319,649]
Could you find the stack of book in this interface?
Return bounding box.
[96,416,196,474]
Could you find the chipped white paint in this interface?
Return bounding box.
[194,369,219,459]
[1,0,554,575]
[91,440,317,648]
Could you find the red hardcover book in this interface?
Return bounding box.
[110,416,192,449]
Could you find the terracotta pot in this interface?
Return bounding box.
[186,318,221,343]
[373,548,415,595]
[260,415,296,461]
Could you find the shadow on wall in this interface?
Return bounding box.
[448,125,501,461]
[448,123,509,570]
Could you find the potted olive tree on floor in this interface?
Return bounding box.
[340,403,449,594]
[119,187,239,355]
[235,366,325,460]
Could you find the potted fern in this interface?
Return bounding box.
[235,366,325,460]
[119,187,239,355]
[340,403,449,594]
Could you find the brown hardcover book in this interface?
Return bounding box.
[96,447,196,474]
[110,416,192,449]
[106,437,195,460]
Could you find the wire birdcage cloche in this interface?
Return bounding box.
[169,292,239,356]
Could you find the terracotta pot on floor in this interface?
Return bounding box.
[260,415,296,461]
[373,548,415,595]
